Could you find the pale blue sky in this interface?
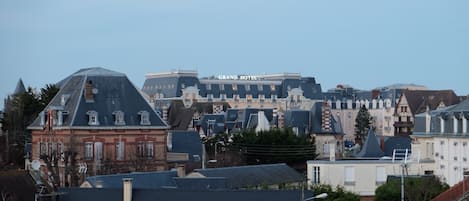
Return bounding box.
[1,0,468,109]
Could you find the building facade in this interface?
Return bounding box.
[412,99,469,186]
[28,67,169,186]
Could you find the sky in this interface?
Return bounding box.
[1,0,468,110]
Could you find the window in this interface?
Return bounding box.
[116,141,125,160]
[85,142,93,160]
[113,111,125,125]
[232,84,237,91]
[40,143,47,155]
[376,167,386,185]
[137,141,154,159]
[86,110,99,126]
[146,142,154,159]
[271,95,277,102]
[323,142,330,154]
[246,94,252,102]
[312,166,320,184]
[139,111,151,125]
[94,142,103,160]
[344,166,355,185]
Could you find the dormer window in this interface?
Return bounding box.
[86,110,99,126]
[113,111,125,125]
[139,111,151,125]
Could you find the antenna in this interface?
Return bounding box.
[32,159,41,171]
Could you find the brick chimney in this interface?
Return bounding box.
[322,102,331,132]
[85,80,94,102]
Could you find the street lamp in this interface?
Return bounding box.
[304,193,328,201]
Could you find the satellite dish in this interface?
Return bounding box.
[32,160,41,170]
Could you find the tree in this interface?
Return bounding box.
[228,128,317,165]
[354,105,372,145]
[374,176,449,201]
[39,84,59,108]
[312,184,360,201]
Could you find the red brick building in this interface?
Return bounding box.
[28,67,169,186]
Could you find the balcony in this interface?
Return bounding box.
[393,121,413,128]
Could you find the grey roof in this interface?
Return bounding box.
[29,67,168,129]
[142,72,323,99]
[169,131,202,162]
[383,136,411,157]
[85,171,177,189]
[173,177,227,190]
[58,188,314,201]
[13,78,26,96]
[354,129,384,158]
[414,99,469,135]
[194,163,303,189]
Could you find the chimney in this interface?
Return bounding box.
[85,80,94,102]
[123,178,133,201]
[177,165,186,177]
[453,115,458,134]
[329,142,335,161]
[425,110,431,133]
[321,102,331,132]
[440,116,445,133]
[463,114,467,134]
[371,90,380,99]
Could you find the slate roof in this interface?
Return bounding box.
[354,129,384,158]
[413,99,469,134]
[382,136,411,157]
[29,67,168,129]
[142,71,323,99]
[169,131,202,162]
[399,89,460,115]
[85,170,178,189]
[194,163,303,189]
[167,100,230,130]
[58,188,313,201]
[13,78,26,96]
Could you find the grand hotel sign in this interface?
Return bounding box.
[216,75,260,81]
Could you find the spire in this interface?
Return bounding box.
[13,78,26,96]
[354,129,384,158]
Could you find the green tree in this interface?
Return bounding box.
[3,84,59,166]
[39,84,59,108]
[354,105,372,145]
[374,176,449,201]
[312,184,360,201]
[229,128,317,164]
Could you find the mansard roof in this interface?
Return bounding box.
[29,67,168,129]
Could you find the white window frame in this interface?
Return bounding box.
[94,142,103,160]
[376,166,386,185]
[312,166,320,184]
[113,111,126,126]
[85,142,93,160]
[139,111,151,125]
[344,166,355,185]
[116,141,125,161]
[146,142,154,159]
[86,110,99,126]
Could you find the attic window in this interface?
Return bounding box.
[86,110,99,126]
[139,111,151,125]
[113,111,125,125]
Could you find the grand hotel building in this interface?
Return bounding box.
[141,70,324,113]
